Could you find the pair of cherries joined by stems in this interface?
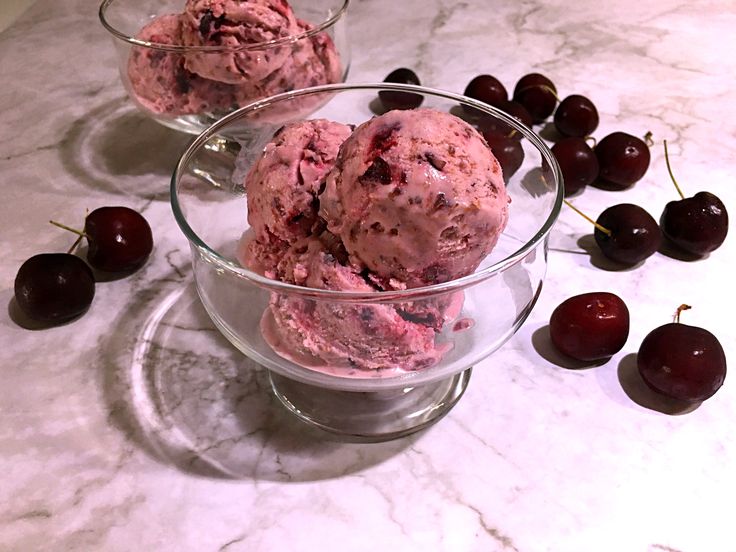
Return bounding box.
[14,207,153,325]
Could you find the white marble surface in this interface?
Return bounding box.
[2,1,735,550]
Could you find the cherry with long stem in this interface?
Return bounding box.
[659,140,728,255]
[565,200,661,265]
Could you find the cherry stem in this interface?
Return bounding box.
[674,304,692,323]
[644,131,654,147]
[516,84,560,102]
[67,234,83,255]
[535,84,561,102]
[50,220,87,237]
[663,140,685,200]
[563,200,612,236]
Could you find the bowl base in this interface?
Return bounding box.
[269,368,472,442]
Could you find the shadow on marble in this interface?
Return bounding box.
[536,122,563,143]
[616,353,700,415]
[59,97,193,201]
[530,325,607,370]
[576,234,650,271]
[519,166,552,198]
[6,293,82,331]
[657,237,705,262]
[99,276,415,482]
[368,96,389,116]
[3,290,86,331]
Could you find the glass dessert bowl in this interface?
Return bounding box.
[99,0,350,135]
[171,84,563,441]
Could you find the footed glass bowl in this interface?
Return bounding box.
[99,0,350,134]
[171,84,563,441]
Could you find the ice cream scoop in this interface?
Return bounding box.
[262,237,445,374]
[320,108,510,289]
[233,20,342,104]
[242,119,352,274]
[127,14,238,115]
[181,0,300,84]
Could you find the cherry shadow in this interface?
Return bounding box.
[7,295,88,331]
[448,104,476,124]
[617,353,700,415]
[537,122,562,143]
[589,179,633,192]
[99,275,417,482]
[531,325,608,370]
[369,96,390,116]
[576,234,648,272]
[657,237,706,262]
[520,166,552,198]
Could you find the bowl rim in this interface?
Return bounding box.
[98,0,350,52]
[170,82,564,301]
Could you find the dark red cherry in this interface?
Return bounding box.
[512,73,557,123]
[551,137,598,196]
[84,206,154,272]
[661,192,728,256]
[479,100,533,138]
[554,94,599,138]
[482,130,524,180]
[499,100,533,129]
[379,68,423,110]
[14,253,95,324]
[549,292,630,361]
[638,306,726,402]
[463,74,508,109]
[594,204,661,265]
[594,132,650,189]
[659,141,728,255]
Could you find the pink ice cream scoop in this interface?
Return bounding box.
[243,119,352,274]
[127,14,239,115]
[233,20,343,105]
[261,236,445,374]
[181,0,300,84]
[125,5,342,120]
[320,108,510,289]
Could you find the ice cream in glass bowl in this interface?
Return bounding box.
[99,0,350,134]
[171,83,563,441]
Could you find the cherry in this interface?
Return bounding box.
[554,94,599,138]
[82,206,153,272]
[479,100,533,139]
[512,73,557,123]
[594,203,661,265]
[594,132,650,189]
[549,292,629,362]
[51,207,153,272]
[14,253,95,324]
[379,68,423,111]
[463,74,508,110]
[551,137,598,196]
[499,100,533,130]
[659,141,728,256]
[482,130,524,180]
[638,305,726,402]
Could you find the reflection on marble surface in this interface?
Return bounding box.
[1,0,735,550]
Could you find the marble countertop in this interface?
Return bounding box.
[2,1,735,550]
